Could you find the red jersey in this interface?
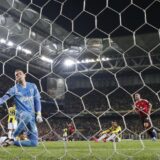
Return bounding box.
[68,124,75,135]
[135,99,151,117]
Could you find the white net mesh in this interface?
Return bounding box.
[0,0,160,159]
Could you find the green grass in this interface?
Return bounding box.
[0,140,160,160]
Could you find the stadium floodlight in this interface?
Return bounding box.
[0,39,14,47]
[90,59,95,62]
[22,48,32,54]
[62,49,69,52]
[81,60,85,63]
[64,59,75,67]
[85,59,90,63]
[17,46,22,50]
[106,57,110,61]
[100,57,110,61]
[40,56,53,63]
[7,41,14,47]
[52,43,57,50]
[101,57,106,61]
[0,38,6,44]
[17,46,32,54]
[31,31,36,39]
[96,58,100,62]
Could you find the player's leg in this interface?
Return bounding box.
[2,114,31,147]
[8,122,13,139]
[14,116,38,147]
[63,132,68,141]
[68,129,75,141]
[1,136,15,147]
[97,134,108,142]
[14,139,37,147]
[151,128,157,140]
[63,136,67,141]
[8,129,12,139]
[2,113,34,147]
[68,134,74,141]
[26,117,38,146]
[143,117,157,140]
[0,136,8,145]
[8,121,17,139]
[13,112,32,138]
[106,133,117,142]
[147,128,157,140]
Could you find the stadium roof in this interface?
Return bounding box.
[0,0,159,78]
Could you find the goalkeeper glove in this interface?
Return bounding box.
[36,112,43,123]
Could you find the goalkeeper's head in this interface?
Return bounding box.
[15,69,26,84]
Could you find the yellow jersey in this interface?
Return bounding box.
[63,128,68,137]
[101,126,122,135]
[8,105,17,124]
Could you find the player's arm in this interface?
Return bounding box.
[33,84,41,113]
[100,128,111,135]
[148,103,152,114]
[0,87,15,106]
[132,102,140,113]
[128,104,136,113]
[0,94,10,105]
[33,84,43,123]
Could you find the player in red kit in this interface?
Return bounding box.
[133,93,157,140]
[67,122,75,141]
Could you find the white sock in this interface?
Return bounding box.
[106,134,116,141]
[0,136,7,144]
[8,131,12,139]
[98,134,107,141]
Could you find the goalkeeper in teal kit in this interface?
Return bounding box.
[0,69,43,147]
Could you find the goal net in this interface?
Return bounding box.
[0,0,160,159]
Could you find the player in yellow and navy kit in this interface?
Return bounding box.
[94,121,122,142]
[8,105,17,139]
[63,128,68,141]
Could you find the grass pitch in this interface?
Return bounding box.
[0,140,159,160]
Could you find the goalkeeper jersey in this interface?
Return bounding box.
[0,82,41,114]
[8,105,16,124]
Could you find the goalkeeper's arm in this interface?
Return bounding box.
[33,84,41,113]
[0,86,15,106]
[0,94,11,106]
[33,84,43,123]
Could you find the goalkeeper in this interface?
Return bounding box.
[94,121,122,142]
[0,69,43,147]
